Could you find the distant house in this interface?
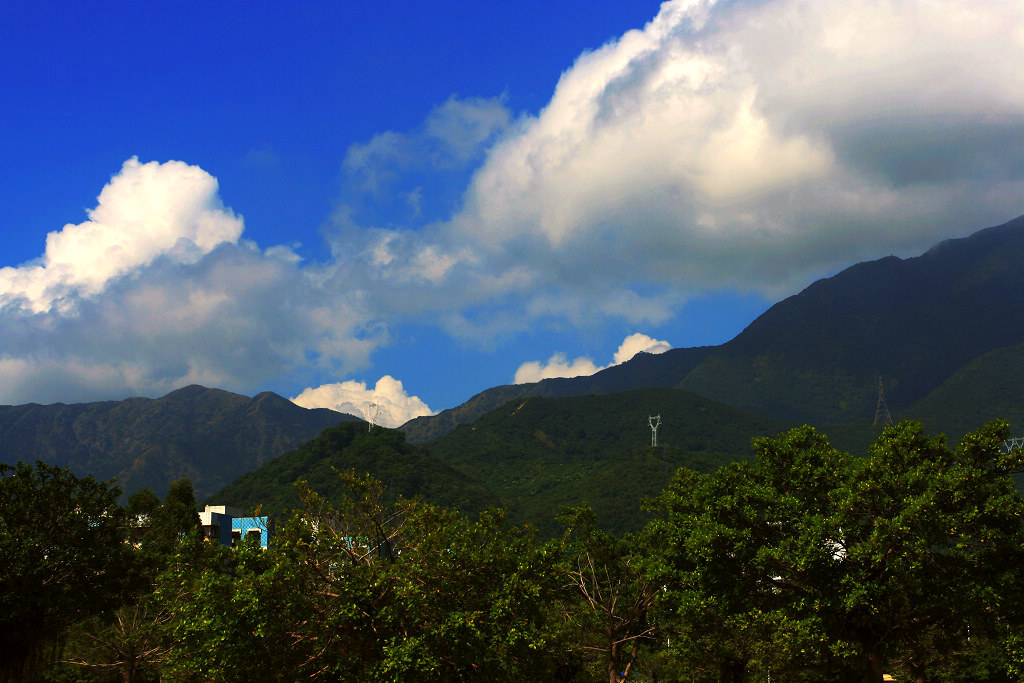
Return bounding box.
[199,505,269,549]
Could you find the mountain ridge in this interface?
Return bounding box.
[0,384,358,499]
[402,214,1024,439]
[3,215,1024,512]
[678,214,1024,422]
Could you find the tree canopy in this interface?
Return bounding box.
[3,419,1023,682]
[0,462,132,682]
[647,420,1024,681]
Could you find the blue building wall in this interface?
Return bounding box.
[233,516,269,549]
[200,506,270,548]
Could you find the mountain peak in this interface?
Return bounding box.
[0,386,354,500]
[161,384,215,400]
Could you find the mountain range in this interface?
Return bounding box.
[0,385,356,500]
[403,214,1024,442]
[2,214,1022,528]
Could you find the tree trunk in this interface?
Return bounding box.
[718,658,746,683]
[863,648,885,683]
[906,644,931,683]
[908,659,927,683]
[0,642,29,683]
[608,638,621,683]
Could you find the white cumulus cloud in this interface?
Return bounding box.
[0,157,243,314]
[514,333,671,384]
[0,158,381,405]
[513,354,604,385]
[613,333,672,365]
[2,0,1022,410]
[291,375,434,428]
[347,0,1024,333]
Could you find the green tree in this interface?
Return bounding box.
[648,421,1024,682]
[833,420,1024,681]
[125,487,161,520]
[281,471,566,680]
[58,479,204,683]
[558,505,660,683]
[153,536,299,682]
[144,478,201,558]
[647,457,833,682]
[154,470,567,681]
[0,462,133,682]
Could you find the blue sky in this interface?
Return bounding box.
[2,1,1021,426]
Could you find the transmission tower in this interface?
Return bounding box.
[648,415,661,447]
[366,401,381,431]
[873,376,892,426]
[1002,436,1024,453]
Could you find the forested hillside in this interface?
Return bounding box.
[210,386,888,537]
[906,342,1024,442]
[0,385,355,499]
[424,387,797,535]
[678,215,1024,423]
[400,346,713,444]
[403,215,1024,441]
[3,217,1023,516]
[207,420,497,520]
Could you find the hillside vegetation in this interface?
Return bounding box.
[906,342,1024,442]
[679,216,1024,423]
[0,385,355,499]
[401,346,714,444]
[423,387,795,535]
[3,216,1024,520]
[403,214,1024,441]
[207,420,498,520]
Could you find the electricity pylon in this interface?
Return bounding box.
[1002,436,1024,453]
[874,376,892,426]
[366,402,381,430]
[648,415,661,447]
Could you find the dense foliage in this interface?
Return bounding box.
[424,387,798,535]
[207,421,498,521]
[3,419,1023,682]
[0,463,134,682]
[646,420,1024,681]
